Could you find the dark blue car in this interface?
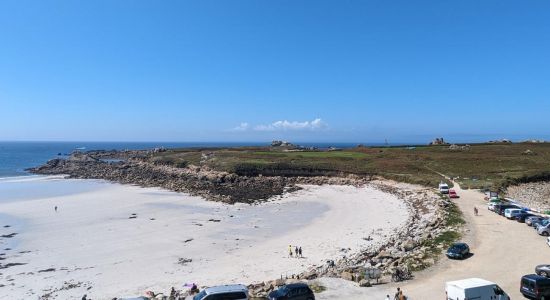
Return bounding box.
[268,283,315,300]
[446,242,470,259]
[521,274,550,299]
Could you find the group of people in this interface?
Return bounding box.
[288,245,303,258]
[386,287,407,300]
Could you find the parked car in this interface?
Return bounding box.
[439,182,450,194]
[548,237,550,248]
[516,212,536,223]
[527,216,545,226]
[536,265,550,277]
[487,202,501,211]
[446,242,470,259]
[538,223,550,236]
[446,278,509,300]
[193,284,249,300]
[496,204,521,216]
[520,274,550,299]
[534,219,550,230]
[504,208,523,219]
[268,283,315,300]
[449,189,459,198]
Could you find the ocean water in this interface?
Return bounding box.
[0,141,373,177]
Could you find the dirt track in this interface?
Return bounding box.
[319,183,550,299]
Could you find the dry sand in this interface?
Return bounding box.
[0,176,409,299]
[316,182,550,299]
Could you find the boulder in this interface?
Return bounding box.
[340,271,354,281]
[358,279,371,287]
[403,239,415,252]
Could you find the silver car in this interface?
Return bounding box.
[526,216,544,226]
[538,223,550,236]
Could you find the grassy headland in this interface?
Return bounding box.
[149,143,550,190]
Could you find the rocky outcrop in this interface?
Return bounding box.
[507,182,550,212]
[449,144,470,151]
[29,151,381,203]
[488,139,512,143]
[29,152,293,204]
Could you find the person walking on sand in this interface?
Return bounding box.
[474,206,478,216]
[298,246,302,258]
[288,245,293,257]
[393,288,401,300]
[385,295,391,300]
[54,206,58,212]
[295,246,299,257]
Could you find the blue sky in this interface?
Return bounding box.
[1,1,549,143]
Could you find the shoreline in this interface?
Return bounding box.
[0,176,419,299]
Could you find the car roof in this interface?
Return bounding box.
[205,284,247,295]
[447,278,495,289]
[284,283,309,289]
[452,242,468,247]
[523,274,550,282]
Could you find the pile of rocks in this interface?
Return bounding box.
[507,182,550,212]
[28,151,376,204]
[28,153,292,204]
[449,144,470,151]
[522,149,536,155]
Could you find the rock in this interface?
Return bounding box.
[403,239,415,252]
[377,250,392,259]
[340,271,354,281]
[522,149,536,155]
[424,258,435,266]
[358,279,371,287]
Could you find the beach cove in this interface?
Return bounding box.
[0,176,409,299]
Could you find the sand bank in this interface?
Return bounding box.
[0,176,408,299]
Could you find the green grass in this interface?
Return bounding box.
[148,143,550,190]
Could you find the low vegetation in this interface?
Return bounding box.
[149,143,550,190]
[412,200,465,271]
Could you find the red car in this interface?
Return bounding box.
[449,189,459,198]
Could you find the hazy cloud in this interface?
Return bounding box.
[254,118,327,131]
[231,122,249,131]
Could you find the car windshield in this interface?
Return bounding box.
[449,244,463,251]
[543,220,550,226]
[193,290,207,300]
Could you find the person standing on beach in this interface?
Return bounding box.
[298,247,302,257]
[385,295,390,300]
[54,206,58,212]
[474,206,478,216]
[288,245,293,257]
[295,246,299,257]
[393,288,401,300]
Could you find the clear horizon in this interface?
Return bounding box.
[1,1,549,142]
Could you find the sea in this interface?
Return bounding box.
[0,141,375,178]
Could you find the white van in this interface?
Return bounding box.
[439,182,450,194]
[504,208,522,219]
[446,278,509,300]
[192,284,248,300]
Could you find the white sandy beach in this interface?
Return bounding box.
[0,176,409,299]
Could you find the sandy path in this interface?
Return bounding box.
[0,177,409,299]
[318,182,550,299]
